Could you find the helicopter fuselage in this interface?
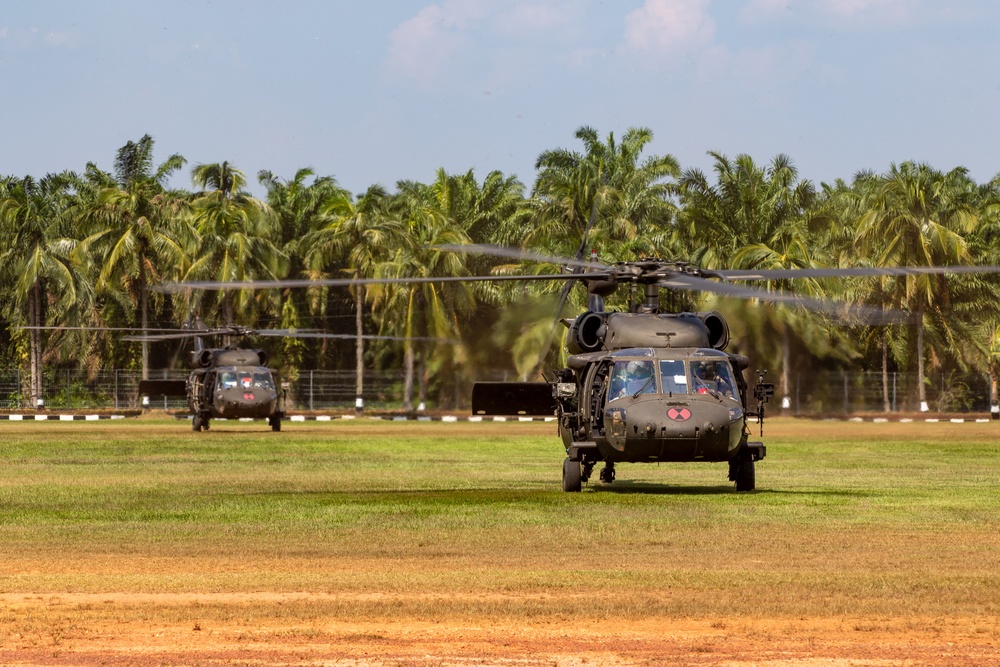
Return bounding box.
[561,346,748,464]
[471,308,772,491]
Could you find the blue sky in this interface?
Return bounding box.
[2,0,999,197]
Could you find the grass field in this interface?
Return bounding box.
[0,417,998,665]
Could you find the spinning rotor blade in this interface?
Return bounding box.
[716,265,1000,280]
[156,272,613,292]
[662,274,903,324]
[435,243,612,271]
[253,330,456,343]
[124,328,456,343]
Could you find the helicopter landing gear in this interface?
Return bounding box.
[730,448,756,492]
[192,414,203,432]
[599,462,616,484]
[562,457,582,492]
[581,461,595,483]
[269,415,281,432]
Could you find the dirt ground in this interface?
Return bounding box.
[1,592,997,666]
[2,419,998,665]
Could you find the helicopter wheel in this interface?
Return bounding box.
[269,416,281,432]
[192,414,203,432]
[734,453,756,492]
[599,463,616,484]
[562,457,582,492]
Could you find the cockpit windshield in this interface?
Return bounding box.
[608,360,657,400]
[216,369,274,391]
[690,359,738,399]
[659,359,689,395]
[252,371,274,390]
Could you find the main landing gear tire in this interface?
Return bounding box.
[192,414,203,432]
[734,455,756,492]
[562,457,582,492]
[269,416,281,432]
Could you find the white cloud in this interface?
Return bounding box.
[622,0,716,54]
[386,1,489,85]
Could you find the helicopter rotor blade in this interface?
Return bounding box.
[662,274,905,325]
[715,265,1000,280]
[155,272,616,293]
[435,243,613,271]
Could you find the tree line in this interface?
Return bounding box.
[3,127,1000,412]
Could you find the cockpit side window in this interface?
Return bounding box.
[659,360,688,395]
[218,371,237,390]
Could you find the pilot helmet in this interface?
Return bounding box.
[626,360,651,377]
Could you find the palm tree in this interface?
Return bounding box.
[305,184,397,413]
[678,153,846,405]
[856,162,977,411]
[0,173,85,406]
[80,135,188,379]
[259,168,351,373]
[184,162,285,330]
[495,127,679,375]
[372,178,476,411]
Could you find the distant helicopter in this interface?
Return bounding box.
[158,247,1000,489]
[130,322,440,432]
[133,324,288,431]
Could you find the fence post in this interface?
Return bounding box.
[891,372,897,412]
[309,370,314,411]
[163,368,168,410]
[17,368,21,409]
[114,369,118,411]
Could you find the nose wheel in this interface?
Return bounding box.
[599,462,616,484]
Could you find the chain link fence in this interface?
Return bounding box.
[0,368,993,414]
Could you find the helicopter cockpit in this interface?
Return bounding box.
[215,368,276,392]
[605,349,740,404]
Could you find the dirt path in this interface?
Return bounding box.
[1,593,997,666]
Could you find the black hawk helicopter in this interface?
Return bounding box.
[128,322,440,432]
[158,247,1000,490]
[131,324,288,432]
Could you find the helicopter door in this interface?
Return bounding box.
[584,360,614,436]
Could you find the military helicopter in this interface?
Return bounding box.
[129,322,440,432]
[158,247,1000,490]
[131,324,288,431]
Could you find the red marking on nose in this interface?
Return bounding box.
[667,408,691,421]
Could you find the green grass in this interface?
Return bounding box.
[0,418,998,620]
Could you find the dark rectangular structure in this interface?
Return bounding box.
[472,382,556,416]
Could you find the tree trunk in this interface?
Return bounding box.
[28,282,42,407]
[991,365,999,420]
[140,266,149,381]
[881,329,890,413]
[417,352,427,411]
[403,340,414,412]
[402,290,415,411]
[917,299,927,411]
[354,282,364,415]
[780,328,790,410]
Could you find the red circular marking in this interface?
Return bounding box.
[667,408,691,421]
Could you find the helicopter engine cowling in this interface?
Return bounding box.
[565,311,607,355]
[697,311,730,351]
[191,348,216,368]
[254,349,269,366]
